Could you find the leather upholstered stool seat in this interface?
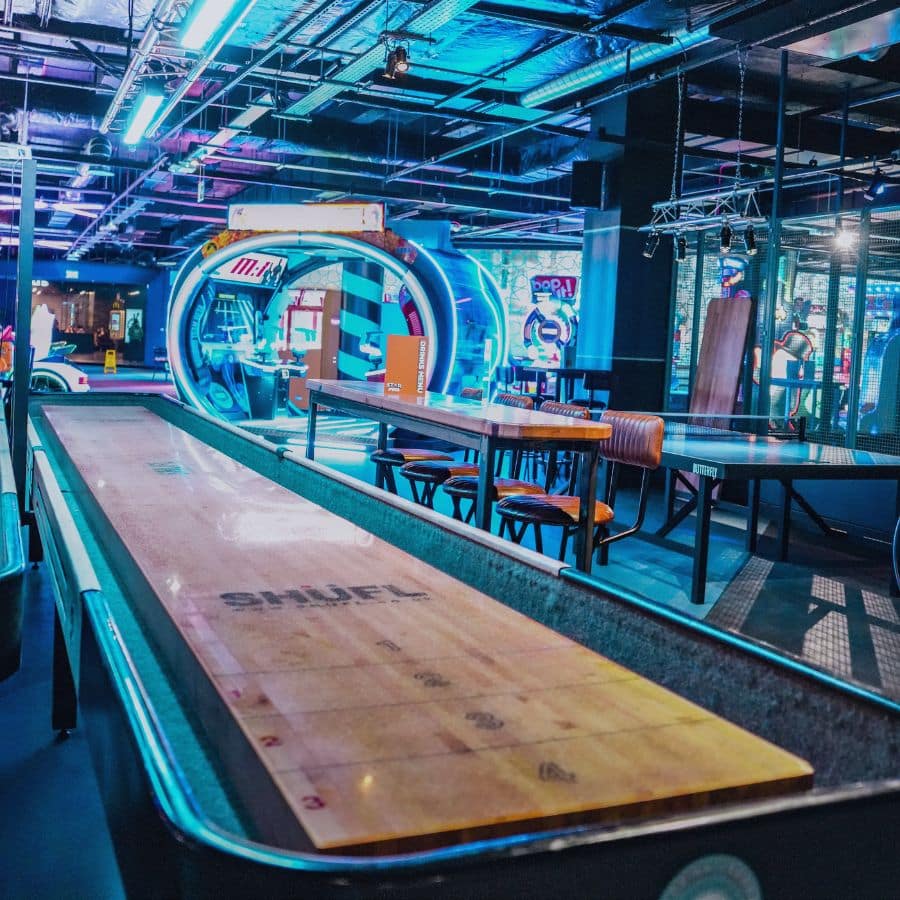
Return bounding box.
[370,388,484,494]
[495,495,614,555]
[370,447,453,494]
[442,475,544,523]
[497,410,664,563]
[399,460,480,508]
[440,398,582,523]
[401,392,533,509]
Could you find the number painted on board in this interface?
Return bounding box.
[259,735,282,748]
[465,711,504,730]
[302,795,326,810]
[414,671,450,688]
[538,761,577,783]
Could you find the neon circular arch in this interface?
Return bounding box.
[167,231,507,420]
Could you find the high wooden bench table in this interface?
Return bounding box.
[305,379,612,572]
[42,404,812,855]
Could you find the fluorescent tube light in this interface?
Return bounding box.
[123,91,165,146]
[181,0,241,51]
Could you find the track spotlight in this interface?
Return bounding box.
[385,46,410,79]
[744,225,757,256]
[676,234,687,262]
[863,168,886,202]
[394,46,410,74]
[719,222,732,254]
[643,231,661,259]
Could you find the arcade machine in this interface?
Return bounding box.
[279,287,340,412]
[181,241,306,420]
[858,285,900,441]
[521,274,579,369]
[166,206,507,424]
[506,273,578,398]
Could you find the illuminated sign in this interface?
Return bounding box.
[530,275,578,298]
[212,252,287,287]
[227,202,385,233]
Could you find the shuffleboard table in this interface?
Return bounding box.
[27,393,900,899]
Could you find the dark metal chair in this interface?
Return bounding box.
[496,411,664,563]
[571,370,617,413]
[400,393,533,509]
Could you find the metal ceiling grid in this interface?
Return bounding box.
[0,0,897,258]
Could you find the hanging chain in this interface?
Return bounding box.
[670,70,684,202]
[736,48,746,191]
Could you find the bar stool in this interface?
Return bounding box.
[496,411,664,562]
[370,446,454,495]
[442,400,586,523]
[400,393,533,509]
[369,388,484,494]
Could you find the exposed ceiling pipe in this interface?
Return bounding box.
[520,25,713,108]
[67,155,169,256]
[145,0,264,139]
[432,0,646,112]
[98,0,181,135]
[37,0,53,28]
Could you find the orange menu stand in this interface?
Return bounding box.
[384,335,428,397]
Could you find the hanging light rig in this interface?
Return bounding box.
[641,50,764,259]
[385,44,410,78]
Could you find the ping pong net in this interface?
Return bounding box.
[629,413,807,442]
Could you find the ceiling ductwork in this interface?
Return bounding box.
[7,0,155,28]
[520,25,712,109]
[283,0,483,118]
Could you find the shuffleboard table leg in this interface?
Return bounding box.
[305,397,318,460]
[51,607,77,733]
[690,476,713,605]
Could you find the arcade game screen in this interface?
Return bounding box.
[467,249,581,368]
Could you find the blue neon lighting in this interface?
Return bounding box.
[466,253,509,370]
[408,240,459,393]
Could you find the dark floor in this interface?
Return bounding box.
[0,569,125,899]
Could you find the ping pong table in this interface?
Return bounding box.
[655,424,900,604]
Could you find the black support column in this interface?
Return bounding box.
[576,82,678,411]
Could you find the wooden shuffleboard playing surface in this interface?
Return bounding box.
[42,405,813,854]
